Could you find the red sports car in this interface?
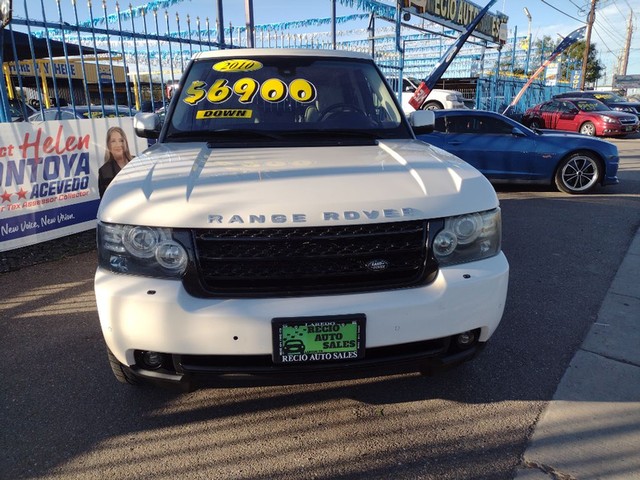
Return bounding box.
[522,98,638,137]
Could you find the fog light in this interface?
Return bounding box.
[141,351,164,369]
[456,331,476,348]
[109,255,128,273]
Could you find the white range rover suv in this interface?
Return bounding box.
[95,48,509,390]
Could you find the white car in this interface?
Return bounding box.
[95,49,509,390]
[386,76,469,114]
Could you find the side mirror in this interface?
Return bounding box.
[134,112,161,139]
[409,110,435,134]
[511,127,526,137]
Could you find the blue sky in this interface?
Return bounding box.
[12,0,640,84]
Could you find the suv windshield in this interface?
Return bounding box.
[165,55,410,143]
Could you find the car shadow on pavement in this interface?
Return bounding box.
[2,158,639,480]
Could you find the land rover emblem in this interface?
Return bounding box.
[365,259,389,271]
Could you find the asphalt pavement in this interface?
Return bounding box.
[514,225,640,480]
[2,134,639,479]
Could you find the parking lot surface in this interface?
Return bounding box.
[2,136,639,480]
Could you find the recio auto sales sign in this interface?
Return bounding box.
[403,0,508,44]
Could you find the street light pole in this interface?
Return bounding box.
[523,7,532,75]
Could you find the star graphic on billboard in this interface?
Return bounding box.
[16,188,28,200]
[1,190,12,203]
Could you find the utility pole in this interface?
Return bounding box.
[619,13,633,75]
[245,0,255,48]
[331,0,336,49]
[579,0,597,90]
[216,0,225,48]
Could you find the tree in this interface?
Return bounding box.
[531,36,603,84]
[533,35,557,61]
[565,40,604,84]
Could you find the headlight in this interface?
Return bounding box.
[97,222,190,278]
[123,226,165,258]
[601,116,619,124]
[433,208,501,266]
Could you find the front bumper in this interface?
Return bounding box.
[443,100,467,109]
[600,124,638,136]
[95,252,509,386]
[123,340,487,389]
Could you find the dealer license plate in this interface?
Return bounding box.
[272,314,365,364]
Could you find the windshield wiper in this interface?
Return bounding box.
[165,131,223,142]
[205,130,286,147]
[166,129,284,143]
[206,129,285,142]
[278,129,381,141]
[167,128,381,146]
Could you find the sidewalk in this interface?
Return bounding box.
[515,227,640,480]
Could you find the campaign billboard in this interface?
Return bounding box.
[0,117,147,251]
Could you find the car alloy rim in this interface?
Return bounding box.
[562,155,598,192]
[580,123,595,135]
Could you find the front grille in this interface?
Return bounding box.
[185,220,437,297]
[619,117,637,125]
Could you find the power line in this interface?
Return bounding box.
[621,0,638,18]
[610,0,626,16]
[594,17,627,42]
[601,0,634,35]
[539,0,587,23]
[569,0,590,14]
[592,25,619,55]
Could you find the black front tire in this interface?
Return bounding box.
[107,348,141,385]
[423,101,443,110]
[554,152,601,194]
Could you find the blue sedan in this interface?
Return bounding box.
[416,110,619,194]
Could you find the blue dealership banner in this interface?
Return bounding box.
[409,0,497,110]
[504,26,586,115]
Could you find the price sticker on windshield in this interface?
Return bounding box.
[183,78,317,106]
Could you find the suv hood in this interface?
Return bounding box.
[607,101,640,114]
[98,140,498,228]
[606,100,640,107]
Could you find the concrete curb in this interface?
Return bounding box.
[515,227,640,480]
